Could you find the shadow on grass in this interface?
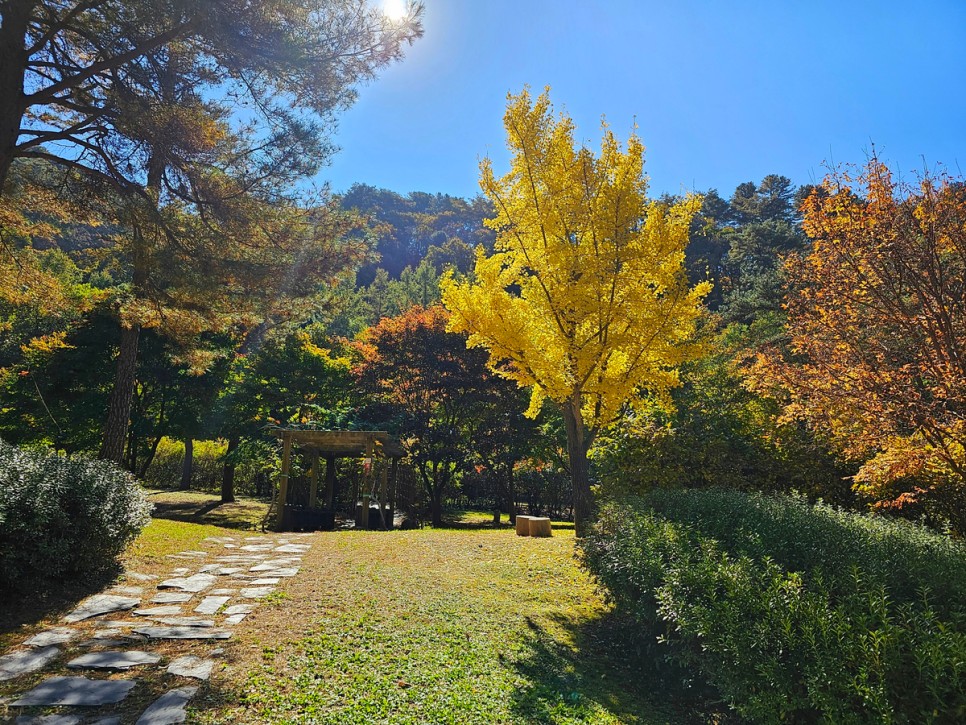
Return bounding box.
[509,611,724,724]
[0,565,120,638]
[147,491,269,531]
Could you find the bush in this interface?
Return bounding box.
[0,439,152,590]
[581,489,966,723]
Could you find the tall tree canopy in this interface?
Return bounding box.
[442,88,709,535]
[0,0,423,461]
[751,160,966,528]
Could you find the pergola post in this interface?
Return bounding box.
[275,431,293,530]
[308,450,320,508]
[324,455,336,509]
[388,457,399,529]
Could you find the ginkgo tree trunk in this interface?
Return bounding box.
[442,87,709,536]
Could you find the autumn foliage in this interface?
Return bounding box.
[443,88,708,535]
[751,160,966,526]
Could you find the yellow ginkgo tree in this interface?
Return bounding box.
[441,88,709,535]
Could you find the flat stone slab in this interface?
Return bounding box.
[198,564,244,576]
[124,572,158,582]
[157,574,217,592]
[78,638,128,648]
[151,617,214,627]
[239,544,273,552]
[106,585,144,597]
[224,604,254,615]
[12,676,136,706]
[151,592,193,604]
[247,578,280,586]
[273,544,310,553]
[0,647,60,681]
[194,596,230,614]
[167,655,214,680]
[136,686,198,725]
[168,568,190,577]
[133,626,231,640]
[247,565,298,576]
[224,614,248,625]
[89,718,121,725]
[24,628,76,648]
[67,650,161,670]
[239,587,275,599]
[64,594,140,623]
[134,605,183,617]
[209,589,236,596]
[15,715,83,724]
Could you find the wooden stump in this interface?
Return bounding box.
[528,517,552,537]
[515,515,533,536]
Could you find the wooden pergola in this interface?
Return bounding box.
[271,429,406,532]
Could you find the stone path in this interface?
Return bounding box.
[1,533,312,723]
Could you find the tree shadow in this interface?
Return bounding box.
[508,610,726,724]
[0,565,120,639]
[147,493,269,530]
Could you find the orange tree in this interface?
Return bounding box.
[355,305,521,526]
[751,159,966,529]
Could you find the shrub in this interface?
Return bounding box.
[0,438,152,590]
[581,490,966,723]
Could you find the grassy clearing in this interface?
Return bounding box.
[143,488,270,530]
[196,520,680,724]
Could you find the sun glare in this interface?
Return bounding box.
[381,0,408,22]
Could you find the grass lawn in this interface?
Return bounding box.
[2,491,685,723]
[195,522,681,723]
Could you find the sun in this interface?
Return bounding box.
[381,0,409,22]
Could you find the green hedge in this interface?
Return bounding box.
[0,439,152,590]
[580,489,966,723]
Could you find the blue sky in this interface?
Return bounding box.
[317,1,966,200]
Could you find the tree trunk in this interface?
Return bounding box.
[0,1,31,193]
[507,464,516,524]
[138,433,164,479]
[221,435,238,503]
[179,437,193,490]
[562,401,593,537]
[99,324,141,463]
[430,490,443,527]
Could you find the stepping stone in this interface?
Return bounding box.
[134,605,183,617]
[151,592,192,604]
[90,630,125,640]
[107,585,144,597]
[67,650,161,670]
[24,628,76,648]
[273,544,309,553]
[244,537,264,541]
[167,655,214,680]
[0,647,60,681]
[78,638,128,648]
[15,715,83,724]
[135,685,198,725]
[11,676,136,706]
[168,568,190,577]
[125,572,158,582]
[209,589,236,596]
[133,626,231,640]
[194,596,230,614]
[262,558,301,566]
[224,614,248,625]
[169,550,207,558]
[247,578,280,586]
[216,555,267,562]
[239,587,275,599]
[198,565,243,576]
[223,544,238,548]
[157,574,217,592]
[151,617,214,627]
[248,564,298,575]
[239,544,273,552]
[90,718,122,725]
[64,594,140,623]
[224,604,254,615]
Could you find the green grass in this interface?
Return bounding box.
[196,523,681,724]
